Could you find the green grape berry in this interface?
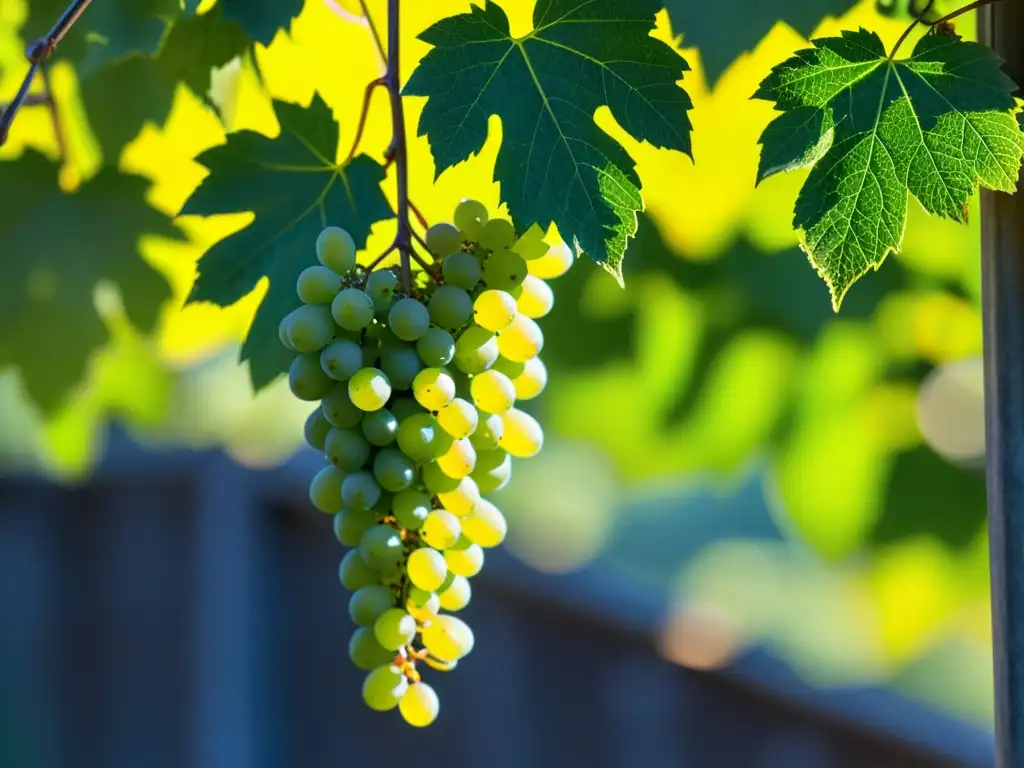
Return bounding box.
[416,327,456,367]
[297,265,341,305]
[332,287,375,331]
[426,222,463,257]
[388,298,431,341]
[399,683,440,727]
[442,251,482,290]
[317,226,357,274]
[349,627,396,671]
[428,285,474,330]
[349,367,392,411]
[362,664,408,712]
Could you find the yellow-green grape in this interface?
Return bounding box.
[470,410,504,451]
[444,540,484,577]
[442,252,482,291]
[473,289,517,332]
[513,357,547,400]
[309,465,345,513]
[470,369,516,414]
[413,368,456,411]
[421,615,474,662]
[374,608,417,651]
[317,226,357,274]
[436,476,481,517]
[497,314,543,362]
[284,305,335,352]
[516,274,554,318]
[461,497,507,548]
[453,325,499,374]
[436,397,478,439]
[437,438,476,480]
[422,461,460,495]
[362,664,408,712]
[289,353,334,401]
[438,575,471,612]
[453,199,488,242]
[348,368,392,411]
[479,217,516,252]
[527,240,573,279]
[499,408,543,458]
[297,265,341,305]
[399,683,440,728]
[421,509,461,550]
[472,448,512,493]
[511,223,550,261]
[426,222,463,257]
[332,287,374,331]
[483,248,528,291]
[407,547,447,592]
[406,586,441,621]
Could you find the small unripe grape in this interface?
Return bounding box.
[320,339,364,381]
[417,327,456,367]
[413,368,457,411]
[324,427,371,471]
[483,248,527,291]
[349,627,395,671]
[421,509,461,550]
[517,274,554,318]
[399,683,440,727]
[360,524,404,571]
[479,217,516,252]
[339,549,379,592]
[442,251,482,290]
[309,465,345,513]
[421,614,474,661]
[389,298,431,341]
[454,325,499,374]
[362,664,408,712]
[473,289,517,332]
[453,199,488,242]
[285,305,335,352]
[470,369,516,414]
[289,353,333,401]
[332,288,374,331]
[513,356,547,400]
[304,408,332,450]
[349,368,392,411]
[499,408,544,458]
[497,314,543,362]
[528,240,574,279]
[297,265,341,305]
[407,547,447,592]
[392,489,431,529]
[422,460,461,495]
[428,285,474,330]
[470,410,504,451]
[321,385,363,428]
[426,222,463,257]
[317,226,357,274]
[349,585,394,627]
[366,269,399,315]
[374,608,417,651]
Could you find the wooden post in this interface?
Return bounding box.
[979,3,1024,765]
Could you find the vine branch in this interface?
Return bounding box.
[385,0,414,293]
[0,0,91,147]
[889,0,1005,59]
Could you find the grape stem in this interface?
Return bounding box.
[0,0,90,148]
[384,0,414,294]
[343,77,386,165]
[888,0,1005,59]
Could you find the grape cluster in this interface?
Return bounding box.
[279,199,571,727]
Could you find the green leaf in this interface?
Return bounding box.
[0,151,183,412]
[220,0,303,45]
[755,28,1022,309]
[663,0,857,85]
[404,0,692,280]
[158,8,251,98]
[179,94,393,389]
[23,0,179,75]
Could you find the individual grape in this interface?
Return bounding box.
[324,428,371,471]
[470,369,516,414]
[289,354,334,401]
[416,327,456,367]
[388,298,431,341]
[406,586,441,621]
[342,470,382,510]
[413,368,456,411]
[517,274,554,318]
[499,408,544,458]
[483,248,528,291]
[297,265,341,305]
[333,506,375,547]
[438,575,471,612]
[349,585,395,627]
[279,315,297,351]
[374,608,417,651]
[528,240,574,279]
[453,325,499,374]
[399,683,440,728]
[444,540,484,577]
[490,355,525,380]
[461,497,507,548]
[317,226,357,274]
[362,664,408,712]
[497,314,543,362]
[473,289,517,332]
[320,339,364,381]
[361,408,398,446]
[381,346,423,391]
[366,269,399,315]
[349,627,395,671]
[453,199,488,242]
[321,386,363,428]
[442,251,482,290]
[421,614,474,662]
[469,411,504,451]
[397,414,452,463]
[437,438,476,480]
[426,222,463,257]
[349,368,392,411]
[304,408,332,451]
[436,397,478,439]
[436,476,481,517]
[513,356,547,400]
[309,465,345,513]
[427,285,473,330]
[472,448,512,493]
[391,396,426,422]
[479,217,516,252]
[421,510,461,550]
[284,305,335,352]
[360,524,405,571]
[421,461,461,495]
[392,489,431,530]
[339,549,379,591]
[373,449,417,492]
[332,287,375,331]
[407,547,447,592]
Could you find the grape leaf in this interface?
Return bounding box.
[179,94,393,389]
[0,151,183,412]
[754,28,1022,309]
[158,8,251,98]
[220,0,304,45]
[662,0,858,85]
[404,0,692,280]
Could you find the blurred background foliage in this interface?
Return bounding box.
[0,0,996,729]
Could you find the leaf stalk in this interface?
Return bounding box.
[889,0,1006,59]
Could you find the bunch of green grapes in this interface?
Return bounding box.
[279,200,572,727]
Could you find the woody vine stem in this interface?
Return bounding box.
[386,0,414,294]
